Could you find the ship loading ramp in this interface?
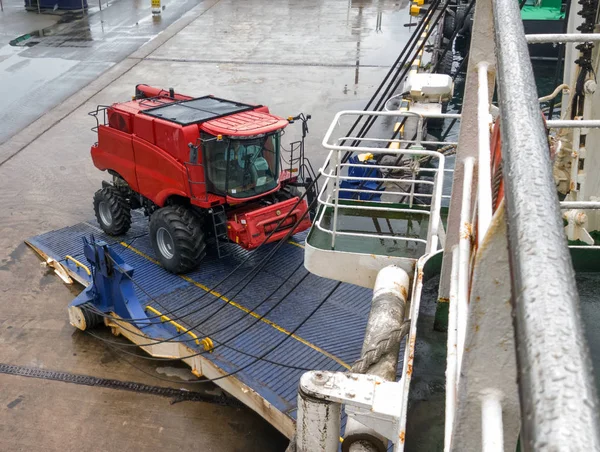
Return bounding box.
[25,215,374,438]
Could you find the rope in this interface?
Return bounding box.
[350,321,411,374]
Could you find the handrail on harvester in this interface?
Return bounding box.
[494,0,600,448]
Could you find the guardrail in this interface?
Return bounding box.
[318,110,458,254]
[494,0,600,447]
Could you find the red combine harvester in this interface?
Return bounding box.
[89,85,315,273]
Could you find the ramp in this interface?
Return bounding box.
[25,213,375,437]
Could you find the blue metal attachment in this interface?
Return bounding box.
[339,155,384,201]
[69,236,172,338]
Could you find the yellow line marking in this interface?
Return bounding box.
[119,241,350,370]
[146,305,200,345]
[287,240,305,249]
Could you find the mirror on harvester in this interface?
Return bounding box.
[188,143,198,164]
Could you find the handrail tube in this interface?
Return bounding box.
[320,170,437,186]
[477,62,493,244]
[312,220,428,244]
[560,201,600,209]
[322,110,460,149]
[526,33,600,43]
[336,136,458,146]
[493,0,600,448]
[316,200,432,215]
[339,162,444,172]
[332,175,435,185]
[546,119,600,128]
[338,187,435,198]
[331,151,342,248]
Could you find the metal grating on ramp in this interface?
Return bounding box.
[25,214,386,437]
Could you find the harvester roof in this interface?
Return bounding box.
[113,94,290,137]
[141,96,255,126]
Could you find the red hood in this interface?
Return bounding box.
[200,110,288,137]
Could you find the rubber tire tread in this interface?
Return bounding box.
[443,12,455,40]
[93,186,132,236]
[439,50,454,76]
[149,205,207,274]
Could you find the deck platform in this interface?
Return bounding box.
[25,213,377,438]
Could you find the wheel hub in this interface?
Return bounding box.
[98,201,113,226]
[156,227,175,260]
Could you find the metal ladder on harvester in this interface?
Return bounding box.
[209,205,231,258]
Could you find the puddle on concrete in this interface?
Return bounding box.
[156,365,200,382]
[10,11,93,48]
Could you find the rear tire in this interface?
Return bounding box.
[149,205,206,274]
[93,186,132,235]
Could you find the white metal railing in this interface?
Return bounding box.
[561,201,600,249]
[526,33,600,43]
[318,110,456,254]
[477,63,493,244]
[442,0,600,449]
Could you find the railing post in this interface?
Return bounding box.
[493,0,600,448]
[296,380,341,452]
[476,62,492,242]
[438,0,496,299]
[444,247,460,452]
[480,391,504,452]
[331,150,342,249]
[456,156,474,378]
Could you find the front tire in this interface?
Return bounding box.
[93,186,132,235]
[149,206,207,274]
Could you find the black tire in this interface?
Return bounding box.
[93,186,132,236]
[439,50,454,76]
[443,11,456,40]
[149,205,206,274]
[456,3,473,36]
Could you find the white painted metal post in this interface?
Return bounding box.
[450,205,520,452]
[296,381,341,452]
[331,150,342,249]
[481,391,504,452]
[444,247,460,452]
[477,62,493,243]
[438,0,496,299]
[456,157,474,373]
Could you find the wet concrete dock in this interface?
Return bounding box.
[0,0,412,450]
